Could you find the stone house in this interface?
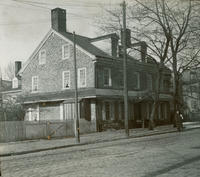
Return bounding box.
[17,8,173,130]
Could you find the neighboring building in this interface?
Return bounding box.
[0,61,23,121]
[182,69,200,121]
[1,61,22,104]
[17,8,173,130]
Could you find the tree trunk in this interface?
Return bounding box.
[149,102,156,130]
[148,64,162,130]
[173,74,183,131]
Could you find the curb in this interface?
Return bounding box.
[184,126,200,131]
[0,129,178,157]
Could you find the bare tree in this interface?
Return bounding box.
[95,0,200,130]
[0,96,25,121]
[4,61,15,81]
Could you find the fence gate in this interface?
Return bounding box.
[46,121,74,139]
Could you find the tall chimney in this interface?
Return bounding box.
[15,61,22,77]
[51,8,66,32]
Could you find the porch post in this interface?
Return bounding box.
[90,99,97,131]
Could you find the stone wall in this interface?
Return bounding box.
[22,33,95,94]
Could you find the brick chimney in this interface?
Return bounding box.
[51,8,66,32]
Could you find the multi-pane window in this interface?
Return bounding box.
[32,76,38,92]
[78,68,86,88]
[39,49,46,65]
[103,68,112,86]
[133,72,140,89]
[147,74,153,91]
[62,71,70,89]
[62,44,70,59]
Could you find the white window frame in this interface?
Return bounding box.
[103,68,112,87]
[78,67,87,88]
[39,49,46,65]
[62,44,70,60]
[62,71,70,89]
[134,72,140,89]
[32,76,38,92]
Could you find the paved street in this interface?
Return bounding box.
[1,129,200,177]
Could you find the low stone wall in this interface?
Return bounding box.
[0,120,96,143]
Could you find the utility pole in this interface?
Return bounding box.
[122,1,129,136]
[73,31,80,143]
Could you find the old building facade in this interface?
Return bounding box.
[182,69,200,121]
[17,8,173,130]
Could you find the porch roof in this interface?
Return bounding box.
[20,89,96,104]
[20,88,173,104]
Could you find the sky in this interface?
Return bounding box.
[0,0,128,79]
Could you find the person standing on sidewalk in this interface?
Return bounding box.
[176,111,183,132]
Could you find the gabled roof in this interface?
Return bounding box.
[59,31,111,58]
[19,29,112,75]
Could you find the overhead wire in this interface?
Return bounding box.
[12,0,119,8]
[0,0,119,26]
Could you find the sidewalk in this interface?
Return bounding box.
[0,125,179,157]
[183,121,200,129]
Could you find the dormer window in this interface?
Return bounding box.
[63,71,70,89]
[62,44,70,60]
[12,77,18,89]
[39,49,46,65]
